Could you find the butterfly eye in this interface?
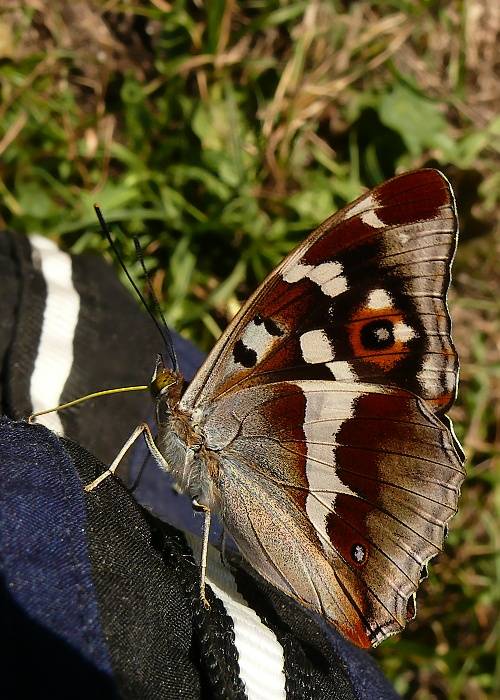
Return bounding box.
[150,368,178,398]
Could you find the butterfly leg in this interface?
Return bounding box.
[220,529,232,568]
[192,499,212,609]
[84,422,168,492]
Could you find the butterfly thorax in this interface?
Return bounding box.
[150,358,220,509]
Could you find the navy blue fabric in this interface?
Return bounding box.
[0,417,117,699]
[322,625,400,700]
[0,417,112,672]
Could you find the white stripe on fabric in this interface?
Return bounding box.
[186,534,287,700]
[29,235,80,435]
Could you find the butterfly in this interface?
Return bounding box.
[88,168,466,649]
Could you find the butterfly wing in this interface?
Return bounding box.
[180,169,465,647]
[182,169,458,415]
[200,380,464,647]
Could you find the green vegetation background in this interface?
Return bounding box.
[0,2,498,698]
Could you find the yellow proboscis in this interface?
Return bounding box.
[28,385,149,422]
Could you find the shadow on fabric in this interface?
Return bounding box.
[1,574,118,699]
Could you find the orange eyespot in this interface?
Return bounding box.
[347,304,411,370]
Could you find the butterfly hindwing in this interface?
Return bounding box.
[199,379,464,647]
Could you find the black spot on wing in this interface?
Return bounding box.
[254,313,284,337]
[406,594,416,621]
[233,339,257,368]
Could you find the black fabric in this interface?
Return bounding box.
[0,231,46,418]
[232,564,356,700]
[64,437,203,700]
[0,229,203,465]
[0,232,23,410]
[60,252,158,464]
[65,250,202,465]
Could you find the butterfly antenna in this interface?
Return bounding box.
[93,205,178,372]
[132,235,178,372]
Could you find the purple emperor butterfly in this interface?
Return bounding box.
[88,169,465,648]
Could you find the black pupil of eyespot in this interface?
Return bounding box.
[360,319,395,350]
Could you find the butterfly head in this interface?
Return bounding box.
[150,354,183,405]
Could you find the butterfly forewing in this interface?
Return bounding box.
[182,169,458,415]
[178,169,465,648]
